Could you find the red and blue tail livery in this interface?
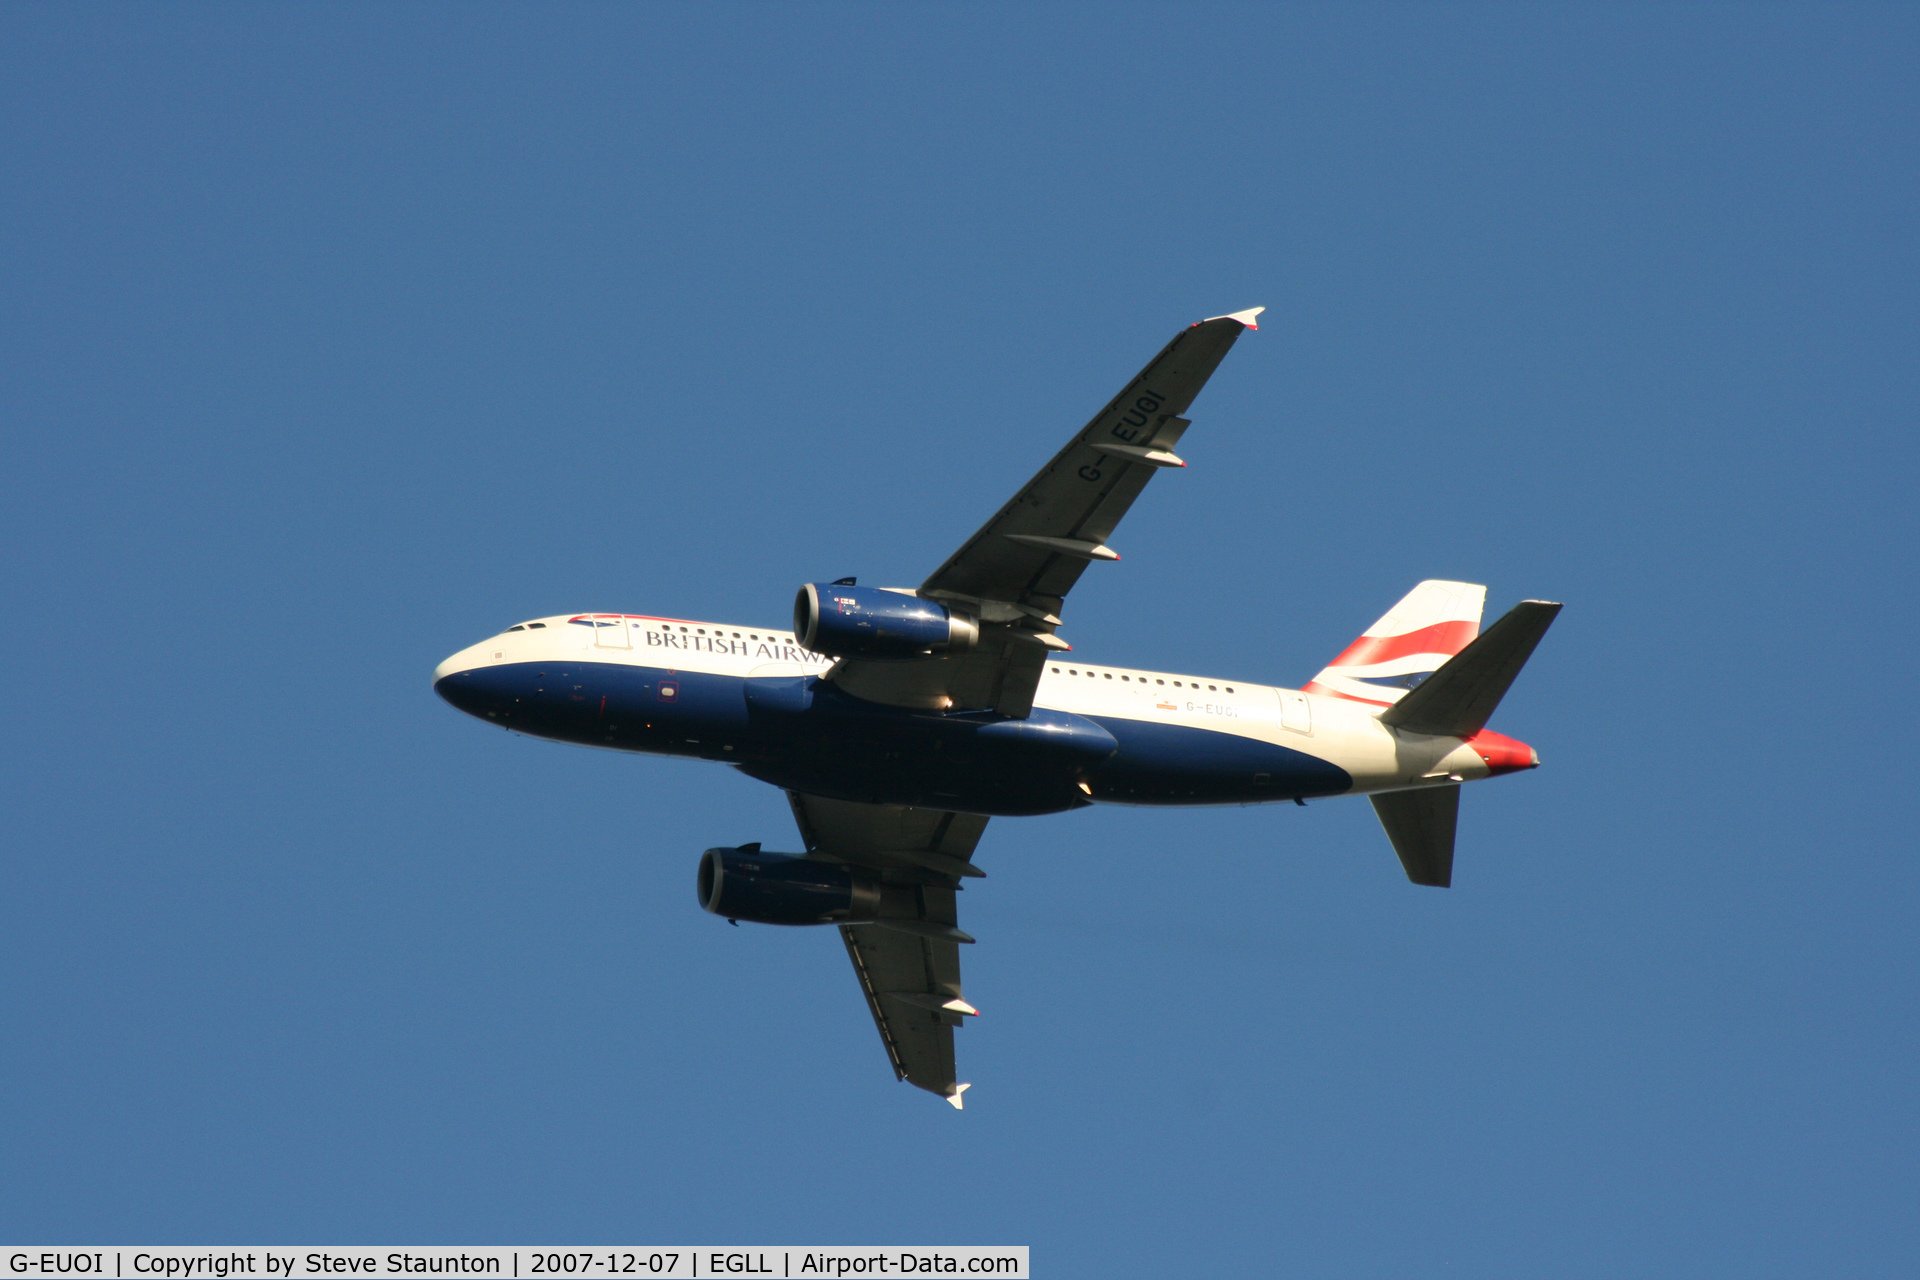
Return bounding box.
[1306,579,1488,706]
[433,308,1560,1106]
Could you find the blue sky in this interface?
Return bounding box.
[3,4,1915,1274]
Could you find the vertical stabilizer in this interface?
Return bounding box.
[1306,581,1487,707]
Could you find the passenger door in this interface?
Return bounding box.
[1277,689,1312,735]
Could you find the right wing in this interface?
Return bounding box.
[788,791,988,1107]
[827,308,1262,718]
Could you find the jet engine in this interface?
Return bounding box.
[794,583,978,659]
[696,845,881,926]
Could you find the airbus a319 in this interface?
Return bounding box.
[433,308,1560,1107]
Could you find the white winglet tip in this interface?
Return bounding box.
[1203,305,1265,330]
[946,1083,971,1110]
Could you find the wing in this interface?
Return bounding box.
[788,790,989,1107]
[920,307,1263,613]
[826,308,1263,718]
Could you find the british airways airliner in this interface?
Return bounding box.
[433,309,1560,1107]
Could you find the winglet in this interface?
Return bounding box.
[946,1083,971,1110]
[1202,306,1265,330]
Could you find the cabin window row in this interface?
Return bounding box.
[1050,667,1231,693]
[660,625,792,642]
[552,620,798,644]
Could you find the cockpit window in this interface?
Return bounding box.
[528,622,546,629]
[506,625,526,632]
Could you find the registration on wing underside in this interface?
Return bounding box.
[826,313,1257,721]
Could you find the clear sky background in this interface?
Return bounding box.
[3,4,1916,1274]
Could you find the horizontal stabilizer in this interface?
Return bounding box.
[1381,601,1562,738]
[1372,784,1460,888]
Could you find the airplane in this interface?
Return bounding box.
[432,307,1560,1108]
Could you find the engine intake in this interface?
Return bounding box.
[794,583,978,659]
[697,846,880,926]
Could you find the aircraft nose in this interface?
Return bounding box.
[434,670,479,715]
[433,642,506,716]
[434,661,519,721]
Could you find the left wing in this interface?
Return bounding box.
[788,791,988,1107]
[919,308,1262,614]
[827,308,1262,718]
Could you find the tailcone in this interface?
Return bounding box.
[1465,728,1538,776]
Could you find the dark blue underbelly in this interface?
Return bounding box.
[434,662,1350,814]
[1084,715,1352,804]
[433,660,747,751]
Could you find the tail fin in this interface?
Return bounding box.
[1306,580,1487,708]
[1369,600,1560,888]
[1381,601,1562,738]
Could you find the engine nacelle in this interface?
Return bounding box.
[794,583,978,659]
[697,846,880,926]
